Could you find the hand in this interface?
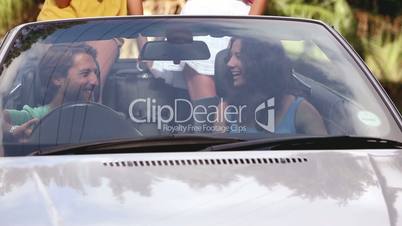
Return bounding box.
[55,0,71,8]
[10,118,39,143]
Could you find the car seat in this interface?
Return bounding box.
[4,63,44,110]
[102,59,178,135]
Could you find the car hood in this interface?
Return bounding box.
[1,150,402,226]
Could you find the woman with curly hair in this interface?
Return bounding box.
[152,0,268,132]
[217,37,327,135]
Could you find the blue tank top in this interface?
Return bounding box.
[275,97,304,134]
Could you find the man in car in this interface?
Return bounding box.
[2,43,100,141]
[37,0,144,102]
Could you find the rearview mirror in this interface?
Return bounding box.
[140,41,210,64]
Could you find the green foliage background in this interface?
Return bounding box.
[267,0,401,110]
[0,0,41,35]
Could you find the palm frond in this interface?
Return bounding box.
[363,33,402,82]
[272,0,354,35]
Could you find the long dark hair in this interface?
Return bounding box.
[221,37,293,126]
[225,37,291,102]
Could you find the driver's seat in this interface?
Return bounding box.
[4,61,44,110]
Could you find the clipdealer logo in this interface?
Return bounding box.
[255,97,275,133]
[128,98,246,130]
[128,97,275,132]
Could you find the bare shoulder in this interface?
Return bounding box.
[299,99,320,115]
[295,98,327,135]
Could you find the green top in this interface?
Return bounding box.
[6,105,50,125]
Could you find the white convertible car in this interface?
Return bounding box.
[0,16,401,226]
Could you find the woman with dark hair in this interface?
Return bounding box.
[217,37,327,135]
[151,0,268,132]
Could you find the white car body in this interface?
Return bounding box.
[1,150,402,226]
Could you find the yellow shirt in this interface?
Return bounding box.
[37,0,127,21]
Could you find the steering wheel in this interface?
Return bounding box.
[28,102,142,149]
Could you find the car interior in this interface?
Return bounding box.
[96,36,361,136]
[2,30,367,155]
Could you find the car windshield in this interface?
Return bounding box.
[1,17,401,156]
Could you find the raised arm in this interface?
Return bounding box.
[249,0,267,15]
[127,0,144,15]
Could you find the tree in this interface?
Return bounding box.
[347,0,402,17]
[0,0,42,36]
[268,0,402,110]
[270,0,355,36]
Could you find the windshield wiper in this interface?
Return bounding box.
[31,135,402,156]
[32,134,245,156]
[201,136,402,152]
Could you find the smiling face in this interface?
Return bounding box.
[227,39,246,87]
[57,53,99,102]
